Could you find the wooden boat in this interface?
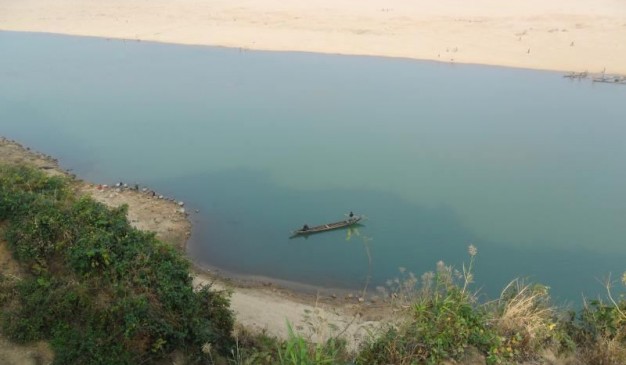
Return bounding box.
[291,215,362,237]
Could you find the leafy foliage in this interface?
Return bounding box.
[277,322,345,365]
[356,259,501,365]
[226,324,348,365]
[567,298,626,364]
[0,164,69,220]
[0,165,234,364]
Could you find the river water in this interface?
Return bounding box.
[2,31,625,303]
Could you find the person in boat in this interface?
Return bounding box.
[302,224,309,232]
[348,211,356,221]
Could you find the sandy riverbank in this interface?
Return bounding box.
[1,0,625,75]
[0,137,385,363]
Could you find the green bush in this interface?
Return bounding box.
[357,258,501,365]
[0,164,69,220]
[566,298,626,364]
[225,322,348,365]
[0,165,234,364]
[576,299,626,340]
[277,322,346,365]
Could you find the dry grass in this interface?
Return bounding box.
[491,279,558,358]
[0,338,54,365]
[534,349,582,365]
[579,335,626,365]
[496,280,554,335]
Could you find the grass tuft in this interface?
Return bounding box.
[491,279,559,358]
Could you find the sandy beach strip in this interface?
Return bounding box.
[1,0,625,75]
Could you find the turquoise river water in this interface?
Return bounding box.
[2,31,626,303]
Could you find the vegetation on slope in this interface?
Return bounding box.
[230,251,626,365]
[2,164,626,365]
[0,165,234,364]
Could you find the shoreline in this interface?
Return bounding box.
[188,259,377,305]
[0,136,386,348]
[1,0,625,75]
[6,30,626,84]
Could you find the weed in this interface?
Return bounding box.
[569,297,626,364]
[357,246,502,365]
[277,321,345,365]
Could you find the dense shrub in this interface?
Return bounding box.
[0,165,69,220]
[567,298,626,364]
[0,165,234,364]
[356,259,501,365]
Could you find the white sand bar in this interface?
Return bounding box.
[1,0,625,74]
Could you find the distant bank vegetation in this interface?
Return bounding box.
[1,164,626,365]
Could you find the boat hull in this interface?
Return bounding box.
[291,216,362,237]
